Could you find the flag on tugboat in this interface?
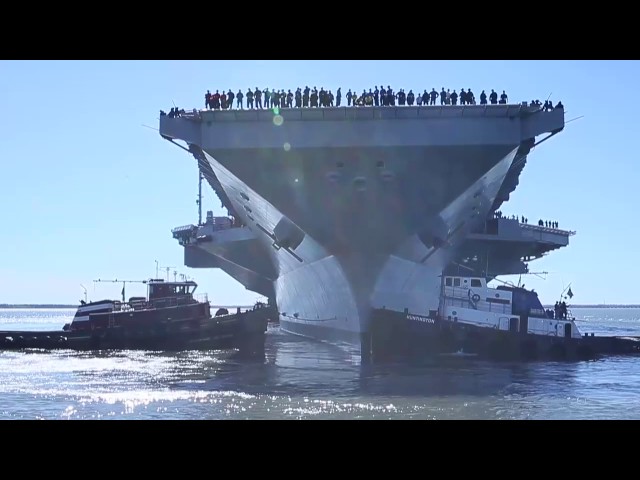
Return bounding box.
[567,287,574,299]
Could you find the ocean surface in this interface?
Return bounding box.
[1,307,640,420]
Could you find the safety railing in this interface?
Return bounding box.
[172,224,197,234]
[116,295,204,312]
[169,103,541,123]
[519,222,576,236]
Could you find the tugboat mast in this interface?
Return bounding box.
[80,284,88,303]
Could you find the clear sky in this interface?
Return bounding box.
[0,60,638,305]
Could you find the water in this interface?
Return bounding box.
[1,307,640,419]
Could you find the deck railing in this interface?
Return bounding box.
[170,103,548,123]
[114,294,206,312]
[519,222,576,236]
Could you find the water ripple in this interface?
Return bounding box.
[1,308,640,419]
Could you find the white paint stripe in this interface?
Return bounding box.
[77,304,114,314]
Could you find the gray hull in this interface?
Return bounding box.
[203,145,517,353]
[160,105,565,356]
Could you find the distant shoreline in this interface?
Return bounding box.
[544,305,640,309]
[1,304,640,310]
[0,304,77,309]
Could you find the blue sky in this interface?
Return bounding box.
[0,60,638,305]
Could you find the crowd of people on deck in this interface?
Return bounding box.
[197,87,516,110]
[163,106,186,118]
[494,211,561,230]
[159,86,564,117]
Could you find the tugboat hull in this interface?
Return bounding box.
[0,306,273,356]
[370,308,640,362]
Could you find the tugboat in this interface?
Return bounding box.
[370,274,640,362]
[0,278,274,355]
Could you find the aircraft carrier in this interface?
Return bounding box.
[160,101,570,358]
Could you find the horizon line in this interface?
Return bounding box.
[2,303,640,310]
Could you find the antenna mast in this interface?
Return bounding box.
[161,267,175,281]
[197,171,203,225]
